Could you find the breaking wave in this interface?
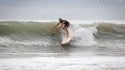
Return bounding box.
[0,21,125,54]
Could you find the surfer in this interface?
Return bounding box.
[54,18,70,37]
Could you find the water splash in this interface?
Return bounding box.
[71,24,97,46]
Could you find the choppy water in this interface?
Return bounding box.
[0,21,125,57]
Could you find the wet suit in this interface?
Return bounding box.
[61,20,70,29]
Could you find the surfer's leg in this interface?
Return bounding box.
[64,27,69,38]
[66,29,69,38]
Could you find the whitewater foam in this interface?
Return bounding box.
[71,24,97,46]
[0,37,51,47]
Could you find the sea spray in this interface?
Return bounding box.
[71,24,97,46]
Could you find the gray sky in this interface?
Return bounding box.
[0,0,125,20]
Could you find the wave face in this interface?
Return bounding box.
[0,21,125,55]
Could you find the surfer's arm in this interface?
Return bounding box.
[53,23,63,31]
[53,23,61,31]
[53,23,60,29]
[57,23,64,30]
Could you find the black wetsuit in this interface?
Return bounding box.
[61,20,70,28]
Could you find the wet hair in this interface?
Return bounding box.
[59,18,63,23]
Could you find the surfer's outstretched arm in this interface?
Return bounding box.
[54,23,64,31]
[53,23,61,31]
[54,23,60,29]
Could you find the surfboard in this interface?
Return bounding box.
[61,27,73,44]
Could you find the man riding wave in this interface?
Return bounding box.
[54,18,70,38]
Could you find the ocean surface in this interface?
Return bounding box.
[0,20,125,70]
[0,20,125,56]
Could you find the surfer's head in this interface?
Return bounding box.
[59,18,63,23]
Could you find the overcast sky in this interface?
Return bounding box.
[0,0,125,20]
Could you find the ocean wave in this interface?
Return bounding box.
[0,21,125,53]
